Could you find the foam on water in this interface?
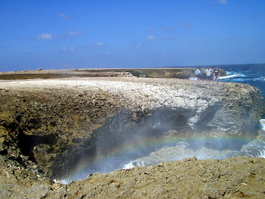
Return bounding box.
[220,64,265,97]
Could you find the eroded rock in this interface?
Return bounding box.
[0,77,265,198]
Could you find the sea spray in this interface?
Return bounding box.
[259,119,265,130]
[257,149,265,158]
[56,130,265,184]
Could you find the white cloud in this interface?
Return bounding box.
[96,42,105,46]
[135,43,152,48]
[58,13,71,19]
[218,0,228,4]
[146,35,157,40]
[159,35,173,40]
[34,30,83,41]
[146,27,154,32]
[131,40,153,48]
[205,0,228,5]
[61,46,76,51]
[134,43,143,48]
[35,33,53,40]
[178,23,192,29]
[67,30,83,36]
[84,42,106,49]
[145,35,173,41]
[162,26,176,31]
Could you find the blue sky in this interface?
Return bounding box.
[1,0,265,71]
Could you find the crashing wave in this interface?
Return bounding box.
[259,119,265,130]
[257,149,265,158]
[53,178,71,184]
[123,160,146,169]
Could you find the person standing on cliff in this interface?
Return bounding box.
[195,67,202,81]
[205,67,213,83]
[213,67,220,83]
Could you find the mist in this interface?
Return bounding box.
[52,108,265,184]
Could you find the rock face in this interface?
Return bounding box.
[0,76,265,198]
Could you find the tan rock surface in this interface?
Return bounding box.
[1,156,265,198]
[0,76,265,198]
[49,156,265,199]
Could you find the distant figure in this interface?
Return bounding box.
[195,67,202,81]
[213,67,220,83]
[205,67,213,83]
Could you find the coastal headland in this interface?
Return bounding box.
[0,67,226,80]
[1,68,265,198]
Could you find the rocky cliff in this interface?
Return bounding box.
[0,75,265,198]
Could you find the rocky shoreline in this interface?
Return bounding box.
[0,67,226,80]
[1,71,265,198]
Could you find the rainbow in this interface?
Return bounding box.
[56,132,263,184]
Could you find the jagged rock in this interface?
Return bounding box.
[0,76,265,198]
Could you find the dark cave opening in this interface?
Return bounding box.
[17,132,57,163]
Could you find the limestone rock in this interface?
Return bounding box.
[0,77,265,198]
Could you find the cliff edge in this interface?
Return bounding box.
[0,76,265,198]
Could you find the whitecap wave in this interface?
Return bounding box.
[219,74,240,79]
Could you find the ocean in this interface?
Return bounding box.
[56,63,265,183]
[218,63,265,99]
